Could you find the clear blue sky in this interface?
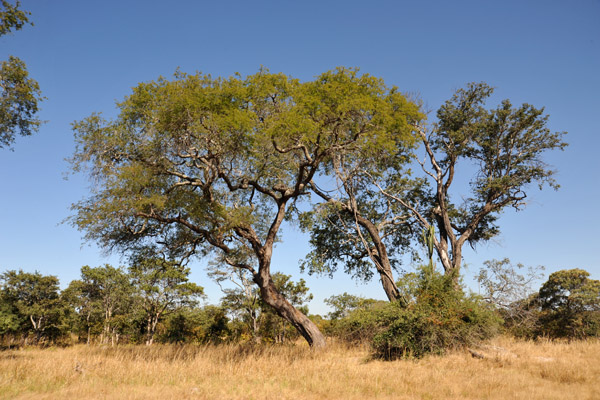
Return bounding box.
[1,0,598,315]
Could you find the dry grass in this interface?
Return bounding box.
[1,337,599,399]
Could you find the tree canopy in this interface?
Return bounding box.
[129,255,204,345]
[537,269,600,338]
[69,67,421,348]
[376,83,567,281]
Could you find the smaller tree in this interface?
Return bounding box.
[538,269,600,339]
[476,258,544,309]
[209,264,262,342]
[0,270,68,344]
[129,255,204,345]
[390,83,567,282]
[70,265,133,345]
[476,259,544,338]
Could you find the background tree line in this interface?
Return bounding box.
[0,258,318,348]
[1,260,599,356]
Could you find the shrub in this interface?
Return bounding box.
[327,300,389,342]
[331,266,502,359]
[500,294,543,339]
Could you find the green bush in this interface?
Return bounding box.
[161,306,230,344]
[327,300,389,342]
[331,267,502,359]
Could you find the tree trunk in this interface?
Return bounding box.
[254,271,326,349]
[250,311,260,344]
[241,199,326,349]
[146,314,158,346]
[86,312,91,345]
[376,257,403,303]
[356,215,405,304]
[146,315,153,346]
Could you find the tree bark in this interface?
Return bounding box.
[249,200,327,349]
[355,215,404,304]
[254,271,326,348]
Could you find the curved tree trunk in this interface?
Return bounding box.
[254,271,326,348]
[243,200,327,349]
[355,215,405,304]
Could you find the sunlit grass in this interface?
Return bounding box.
[1,337,599,399]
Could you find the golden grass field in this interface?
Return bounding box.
[1,337,598,400]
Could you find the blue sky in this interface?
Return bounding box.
[0,0,598,315]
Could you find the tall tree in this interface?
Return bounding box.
[0,1,43,149]
[379,83,567,281]
[70,68,419,348]
[129,255,204,345]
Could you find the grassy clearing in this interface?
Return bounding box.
[0,337,598,399]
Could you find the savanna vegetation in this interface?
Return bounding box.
[1,338,599,400]
[3,2,599,398]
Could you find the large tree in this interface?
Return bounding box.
[0,1,43,149]
[378,83,567,281]
[70,68,419,348]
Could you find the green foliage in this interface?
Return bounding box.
[0,294,20,336]
[129,254,204,344]
[0,1,31,36]
[161,306,230,344]
[434,83,567,199]
[537,269,600,339]
[193,306,230,343]
[66,265,134,344]
[327,300,389,343]
[372,279,501,359]
[324,292,378,321]
[403,83,568,280]
[330,267,501,359]
[0,270,70,343]
[0,2,42,149]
